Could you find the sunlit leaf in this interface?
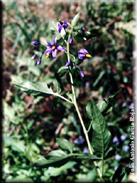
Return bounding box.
[86,100,111,157]
[13,81,58,97]
[56,138,74,153]
[71,13,80,28]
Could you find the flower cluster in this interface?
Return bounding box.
[31,18,92,77]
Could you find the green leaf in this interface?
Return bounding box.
[73,154,101,160]
[34,156,71,168]
[87,100,111,157]
[46,150,67,157]
[56,138,74,153]
[44,161,76,177]
[34,153,100,168]
[57,66,68,77]
[71,13,80,28]
[4,136,26,153]
[13,81,58,97]
[49,21,61,39]
[97,92,119,116]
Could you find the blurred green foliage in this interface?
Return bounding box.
[3,0,134,182]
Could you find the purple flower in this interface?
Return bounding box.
[80,71,85,78]
[78,48,92,60]
[32,40,39,45]
[74,136,85,145]
[113,136,119,145]
[120,135,126,141]
[81,27,85,31]
[122,102,127,107]
[45,38,65,58]
[69,37,73,44]
[124,145,130,152]
[83,147,88,154]
[115,154,121,161]
[36,59,41,65]
[58,20,68,33]
[65,61,71,67]
[114,167,118,171]
[129,103,134,109]
[113,137,119,143]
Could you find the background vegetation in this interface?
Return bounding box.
[3,0,135,182]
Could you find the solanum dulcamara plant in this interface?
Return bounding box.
[14,14,119,182]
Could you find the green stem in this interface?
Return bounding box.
[55,93,73,104]
[66,32,104,182]
[70,73,104,182]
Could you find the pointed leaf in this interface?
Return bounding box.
[57,66,68,77]
[56,138,74,153]
[73,154,101,161]
[13,81,58,97]
[87,100,111,157]
[46,150,67,157]
[97,92,120,116]
[71,13,80,28]
[34,153,100,168]
[49,21,62,39]
[34,156,72,168]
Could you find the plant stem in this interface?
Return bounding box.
[69,73,104,182]
[66,34,104,182]
[55,93,73,104]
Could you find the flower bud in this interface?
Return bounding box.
[36,59,41,65]
[81,27,85,31]
[69,37,73,44]
[31,55,36,59]
[65,61,71,67]
[32,40,39,45]
[80,71,85,78]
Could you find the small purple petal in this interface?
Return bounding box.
[31,55,36,59]
[122,102,127,107]
[115,154,121,161]
[58,24,62,33]
[62,20,68,29]
[120,135,126,141]
[124,145,130,152]
[113,137,119,143]
[81,27,85,31]
[66,61,71,67]
[78,48,88,55]
[83,147,88,154]
[57,45,66,51]
[36,59,41,65]
[45,48,52,55]
[69,37,73,44]
[53,37,57,46]
[78,53,85,60]
[80,71,85,78]
[32,40,39,45]
[74,136,85,145]
[129,103,134,109]
[52,49,57,58]
[46,42,53,47]
[79,136,85,144]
